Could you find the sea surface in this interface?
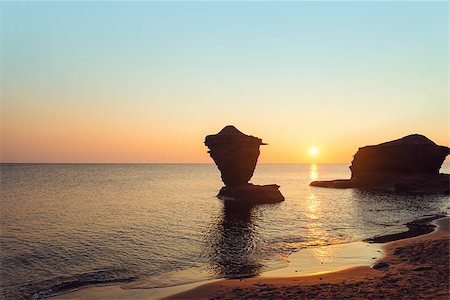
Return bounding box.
[1,163,449,299]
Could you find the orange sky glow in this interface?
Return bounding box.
[1,2,448,164]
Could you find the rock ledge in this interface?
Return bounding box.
[218,184,285,203]
[311,134,449,194]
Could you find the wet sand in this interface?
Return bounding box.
[53,217,449,300]
[167,217,449,300]
[52,241,384,299]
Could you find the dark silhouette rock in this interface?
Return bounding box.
[205,126,264,187]
[311,134,449,194]
[205,126,284,203]
[372,262,390,270]
[218,184,283,204]
[350,134,448,176]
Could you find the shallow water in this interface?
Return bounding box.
[1,163,449,299]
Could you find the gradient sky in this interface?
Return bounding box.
[1,1,448,163]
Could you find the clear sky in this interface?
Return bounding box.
[1,1,448,163]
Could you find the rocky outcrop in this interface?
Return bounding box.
[205,126,264,187]
[350,134,448,176]
[218,184,284,204]
[311,134,449,194]
[205,126,284,203]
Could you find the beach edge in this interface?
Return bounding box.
[51,216,449,300]
[165,216,449,300]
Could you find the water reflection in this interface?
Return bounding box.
[351,189,450,227]
[306,192,320,220]
[206,202,263,278]
[310,163,318,181]
[305,195,327,247]
[311,245,335,264]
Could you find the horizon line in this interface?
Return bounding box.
[2,162,449,165]
[0,162,352,165]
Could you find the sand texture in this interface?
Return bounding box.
[168,218,450,300]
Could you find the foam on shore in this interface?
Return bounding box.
[52,216,448,300]
[166,216,450,300]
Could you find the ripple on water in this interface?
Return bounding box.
[1,164,449,299]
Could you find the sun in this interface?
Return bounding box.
[309,147,319,156]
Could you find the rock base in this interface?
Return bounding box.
[217,184,285,203]
[310,173,449,194]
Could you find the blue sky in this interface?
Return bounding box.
[1,1,448,162]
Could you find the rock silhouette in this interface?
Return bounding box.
[350,134,448,176]
[311,134,449,194]
[205,126,284,203]
[205,126,263,187]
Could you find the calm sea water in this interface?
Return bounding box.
[1,163,449,299]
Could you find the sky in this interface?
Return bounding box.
[1,1,448,163]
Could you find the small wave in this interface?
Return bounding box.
[30,269,137,300]
[123,267,213,290]
[368,221,399,227]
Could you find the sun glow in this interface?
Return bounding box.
[309,147,319,156]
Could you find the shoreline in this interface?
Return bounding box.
[167,216,449,299]
[51,215,449,300]
[51,241,384,300]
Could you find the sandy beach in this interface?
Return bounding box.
[168,217,449,300]
[52,216,449,300]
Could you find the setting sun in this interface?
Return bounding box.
[310,147,319,156]
[1,2,449,299]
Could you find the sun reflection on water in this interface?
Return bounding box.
[311,244,335,264]
[310,163,318,181]
[305,181,331,263]
[306,193,320,220]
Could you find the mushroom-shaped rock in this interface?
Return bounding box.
[205,126,284,203]
[205,126,264,187]
[311,134,449,194]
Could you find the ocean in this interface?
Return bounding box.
[1,163,449,299]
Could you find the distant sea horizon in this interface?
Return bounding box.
[2,162,449,165]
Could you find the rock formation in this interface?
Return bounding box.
[205,126,284,203]
[311,134,449,194]
[205,126,263,187]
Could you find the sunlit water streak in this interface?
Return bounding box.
[1,164,449,299]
